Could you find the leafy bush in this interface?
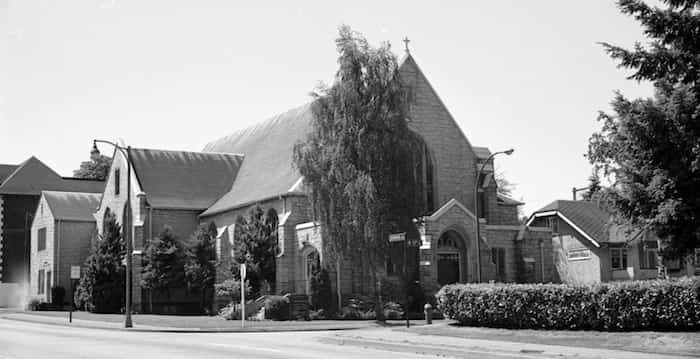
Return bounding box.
[436,277,700,331]
[28,297,41,311]
[215,279,252,302]
[309,309,327,320]
[264,295,290,321]
[51,286,66,306]
[383,301,405,320]
[218,302,241,320]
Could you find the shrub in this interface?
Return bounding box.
[51,286,66,306]
[215,279,252,302]
[436,277,700,331]
[383,301,405,320]
[28,297,41,311]
[218,302,241,320]
[264,295,290,321]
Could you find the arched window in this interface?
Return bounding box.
[410,133,436,214]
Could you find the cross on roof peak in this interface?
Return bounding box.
[403,37,410,54]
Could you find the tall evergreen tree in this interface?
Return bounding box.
[73,212,125,313]
[231,205,278,297]
[293,26,425,320]
[184,222,218,312]
[141,226,186,304]
[589,0,700,263]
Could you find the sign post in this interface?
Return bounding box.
[240,263,247,328]
[69,266,81,323]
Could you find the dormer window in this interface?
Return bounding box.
[114,169,120,195]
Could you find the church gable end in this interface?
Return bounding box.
[399,55,479,212]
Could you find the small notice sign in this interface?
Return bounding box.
[389,233,406,242]
[70,266,81,279]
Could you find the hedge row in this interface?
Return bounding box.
[436,277,700,331]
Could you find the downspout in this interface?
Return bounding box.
[55,220,61,297]
[539,238,545,282]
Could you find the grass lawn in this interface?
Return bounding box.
[400,322,700,357]
[20,310,382,331]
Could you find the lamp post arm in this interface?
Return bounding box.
[474,149,511,283]
[92,139,133,328]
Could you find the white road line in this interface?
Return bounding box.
[209,343,283,353]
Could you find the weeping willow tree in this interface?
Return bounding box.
[293,26,425,320]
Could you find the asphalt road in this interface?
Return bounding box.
[0,319,448,359]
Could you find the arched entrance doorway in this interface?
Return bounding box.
[302,247,320,295]
[437,230,466,285]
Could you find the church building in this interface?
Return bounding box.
[96,50,555,312]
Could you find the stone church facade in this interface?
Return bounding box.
[94,51,554,312]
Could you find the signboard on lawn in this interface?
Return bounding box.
[70,266,81,279]
[389,233,406,242]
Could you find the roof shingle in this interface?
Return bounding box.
[201,103,314,216]
[129,148,244,210]
[43,191,101,221]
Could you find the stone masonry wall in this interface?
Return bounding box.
[29,196,54,302]
[400,56,479,214]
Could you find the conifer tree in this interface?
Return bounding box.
[74,212,125,313]
[589,0,700,263]
[184,222,218,312]
[141,226,186,305]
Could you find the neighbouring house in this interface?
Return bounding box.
[526,199,699,284]
[30,191,101,304]
[96,50,556,313]
[0,157,104,285]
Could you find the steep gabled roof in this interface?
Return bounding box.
[497,193,524,206]
[0,157,104,195]
[527,200,610,246]
[0,164,19,185]
[472,146,492,160]
[201,103,314,216]
[42,191,101,221]
[129,148,244,210]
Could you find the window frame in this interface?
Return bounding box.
[37,227,47,251]
[640,241,658,269]
[114,168,120,195]
[38,270,45,295]
[490,247,506,280]
[611,247,628,270]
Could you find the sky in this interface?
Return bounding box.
[1,0,654,215]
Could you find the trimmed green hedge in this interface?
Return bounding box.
[436,277,700,331]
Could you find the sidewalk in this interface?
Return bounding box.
[0,310,383,333]
[326,325,700,359]
[396,322,700,357]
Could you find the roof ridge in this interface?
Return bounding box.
[131,147,245,157]
[202,102,314,152]
[0,156,61,192]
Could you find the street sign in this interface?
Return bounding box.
[240,263,247,280]
[389,232,406,242]
[70,266,81,279]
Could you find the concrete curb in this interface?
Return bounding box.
[0,314,382,333]
[322,334,698,359]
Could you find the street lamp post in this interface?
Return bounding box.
[91,140,133,328]
[474,149,514,283]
